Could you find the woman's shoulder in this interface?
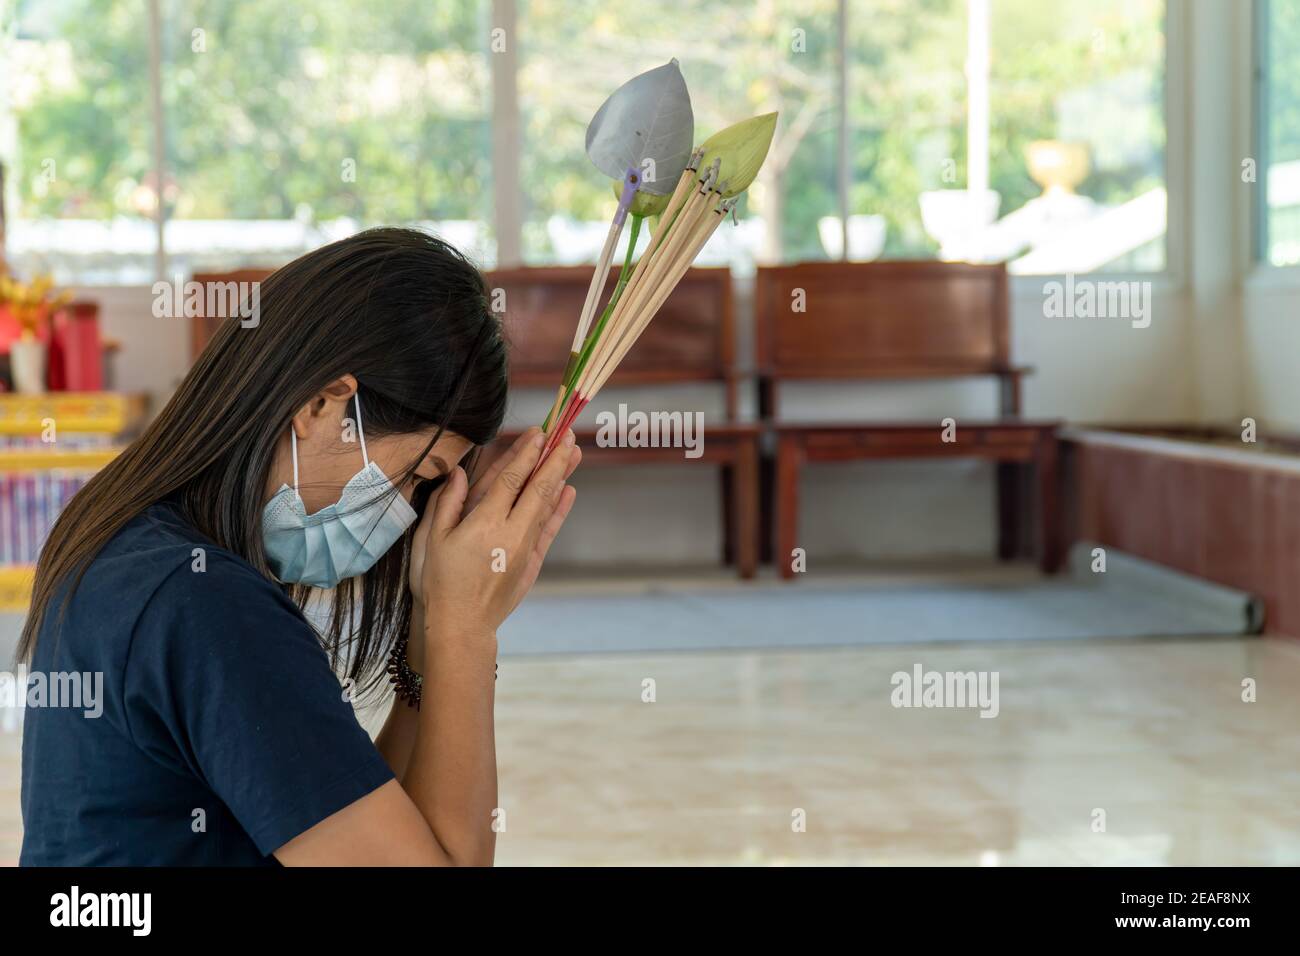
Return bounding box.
[67,501,293,637]
[30,502,295,676]
[91,501,254,584]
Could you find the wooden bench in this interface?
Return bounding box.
[755,261,1062,579]
[487,266,759,578]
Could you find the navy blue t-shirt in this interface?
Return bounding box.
[20,501,394,866]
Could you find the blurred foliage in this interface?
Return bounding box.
[7,1,153,218]
[11,0,491,224]
[519,0,840,260]
[0,0,1219,268]
[987,0,1165,221]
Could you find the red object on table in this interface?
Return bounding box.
[46,302,103,391]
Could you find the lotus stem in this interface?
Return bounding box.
[545,212,643,431]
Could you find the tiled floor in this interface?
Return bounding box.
[6,628,1297,865]
[488,635,1300,865]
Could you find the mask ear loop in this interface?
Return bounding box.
[354,392,370,467]
[290,427,300,495]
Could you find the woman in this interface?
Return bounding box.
[18,227,580,865]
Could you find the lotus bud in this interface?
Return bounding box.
[586,59,695,196]
[697,112,778,198]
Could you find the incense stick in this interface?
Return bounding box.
[540,169,710,444]
[587,199,728,399]
[575,164,718,399]
[591,159,712,348]
[574,196,628,348]
[637,148,704,261]
[537,91,778,472]
[538,190,729,468]
[541,157,704,436]
[538,66,776,472]
[542,168,643,432]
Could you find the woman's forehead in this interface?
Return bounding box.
[413,431,472,471]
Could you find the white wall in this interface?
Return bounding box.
[88,284,189,404]
[1243,280,1300,430]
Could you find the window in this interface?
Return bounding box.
[160,0,495,276]
[848,0,1165,272]
[517,0,841,273]
[0,0,494,284]
[1,0,1171,283]
[847,0,968,261]
[1,0,159,284]
[1260,0,1300,266]
[987,0,1165,273]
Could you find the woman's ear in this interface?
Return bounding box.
[291,374,359,440]
[319,374,358,405]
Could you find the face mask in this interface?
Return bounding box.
[261,393,417,588]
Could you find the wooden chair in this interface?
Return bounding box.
[755,260,1062,579]
[487,265,759,578]
[189,269,276,361]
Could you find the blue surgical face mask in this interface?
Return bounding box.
[261,393,417,589]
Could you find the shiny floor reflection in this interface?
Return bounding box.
[3,635,1298,865]
[490,636,1299,865]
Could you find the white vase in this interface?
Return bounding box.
[10,339,48,395]
[817,215,887,261]
[918,189,1001,262]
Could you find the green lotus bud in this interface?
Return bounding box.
[697,112,778,198]
[612,184,672,217]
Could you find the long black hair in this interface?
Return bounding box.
[19,227,508,694]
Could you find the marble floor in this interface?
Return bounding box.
[486,636,1300,865]
[4,628,1298,865]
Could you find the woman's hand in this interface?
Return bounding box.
[407,430,580,601]
[464,428,582,516]
[411,427,579,652]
